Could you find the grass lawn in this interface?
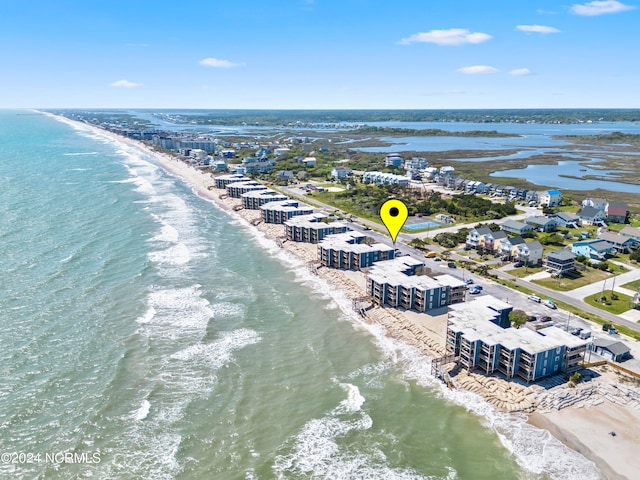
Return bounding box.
[622,279,640,292]
[583,292,635,315]
[509,266,545,278]
[533,268,621,291]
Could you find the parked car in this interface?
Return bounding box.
[447,261,457,268]
[527,315,537,322]
[434,257,442,262]
[571,327,583,335]
[540,316,553,322]
[514,261,524,267]
[465,279,474,285]
[542,299,557,309]
[528,294,541,303]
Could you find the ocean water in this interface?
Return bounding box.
[0,111,602,479]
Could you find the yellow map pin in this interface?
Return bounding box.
[380,199,408,244]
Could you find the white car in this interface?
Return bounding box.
[528,294,541,303]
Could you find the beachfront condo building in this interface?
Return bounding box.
[318,232,394,270]
[446,296,586,382]
[285,214,350,243]
[226,181,268,199]
[366,257,466,313]
[260,200,314,224]
[241,189,289,210]
[214,173,248,189]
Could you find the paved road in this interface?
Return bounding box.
[491,268,640,333]
[276,183,640,335]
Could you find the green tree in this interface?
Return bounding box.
[509,309,528,329]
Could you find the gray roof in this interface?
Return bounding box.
[593,338,630,356]
[474,227,493,236]
[547,249,575,261]
[526,215,556,226]
[492,231,508,240]
[501,220,529,231]
[509,236,526,246]
[599,231,633,246]
[586,240,615,253]
[578,206,603,219]
[525,240,543,250]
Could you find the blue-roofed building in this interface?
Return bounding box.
[538,189,563,207]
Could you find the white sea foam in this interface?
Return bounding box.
[151,222,179,243]
[230,218,602,480]
[141,286,213,339]
[148,242,191,265]
[53,114,598,479]
[133,399,151,421]
[63,152,98,156]
[136,306,156,324]
[273,383,432,480]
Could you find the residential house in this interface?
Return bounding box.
[598,231,636,253]
[620,225,640,243]
[588,338,631,362]
[490,231,509,255]
[515,240,544,266]
[525,215,558,233]
[404,157,428,170]
[500,220,533,236]
[605,202,629,224]
[525,190,538,203]
[384,154,403,168]
[499,236,526,260]
[466,227,493,250]
[363,171,409,186]
[549,211,581,228]
[538,189,563,207]
[331,166,352,180]
[571,240,615,261]
[582,197,608,211]
[302,157,317,167]
[577,206,607,226]
[277,170,294,181]
[544,249,576,274]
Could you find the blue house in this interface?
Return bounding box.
[571,239,614,261]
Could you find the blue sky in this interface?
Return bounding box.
[1,0,639,109]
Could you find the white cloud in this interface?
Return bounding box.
[516,24,560,34]
[457,65,498,74]
[399,28,492,46]
[110,80,141,88]
[510,68,533,76]
[199,57,244,68]
[570,0,636,15]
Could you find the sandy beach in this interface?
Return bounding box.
[56,116,640,480]
[529,399,640,480]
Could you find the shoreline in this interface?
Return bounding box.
[52,114,639,480]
